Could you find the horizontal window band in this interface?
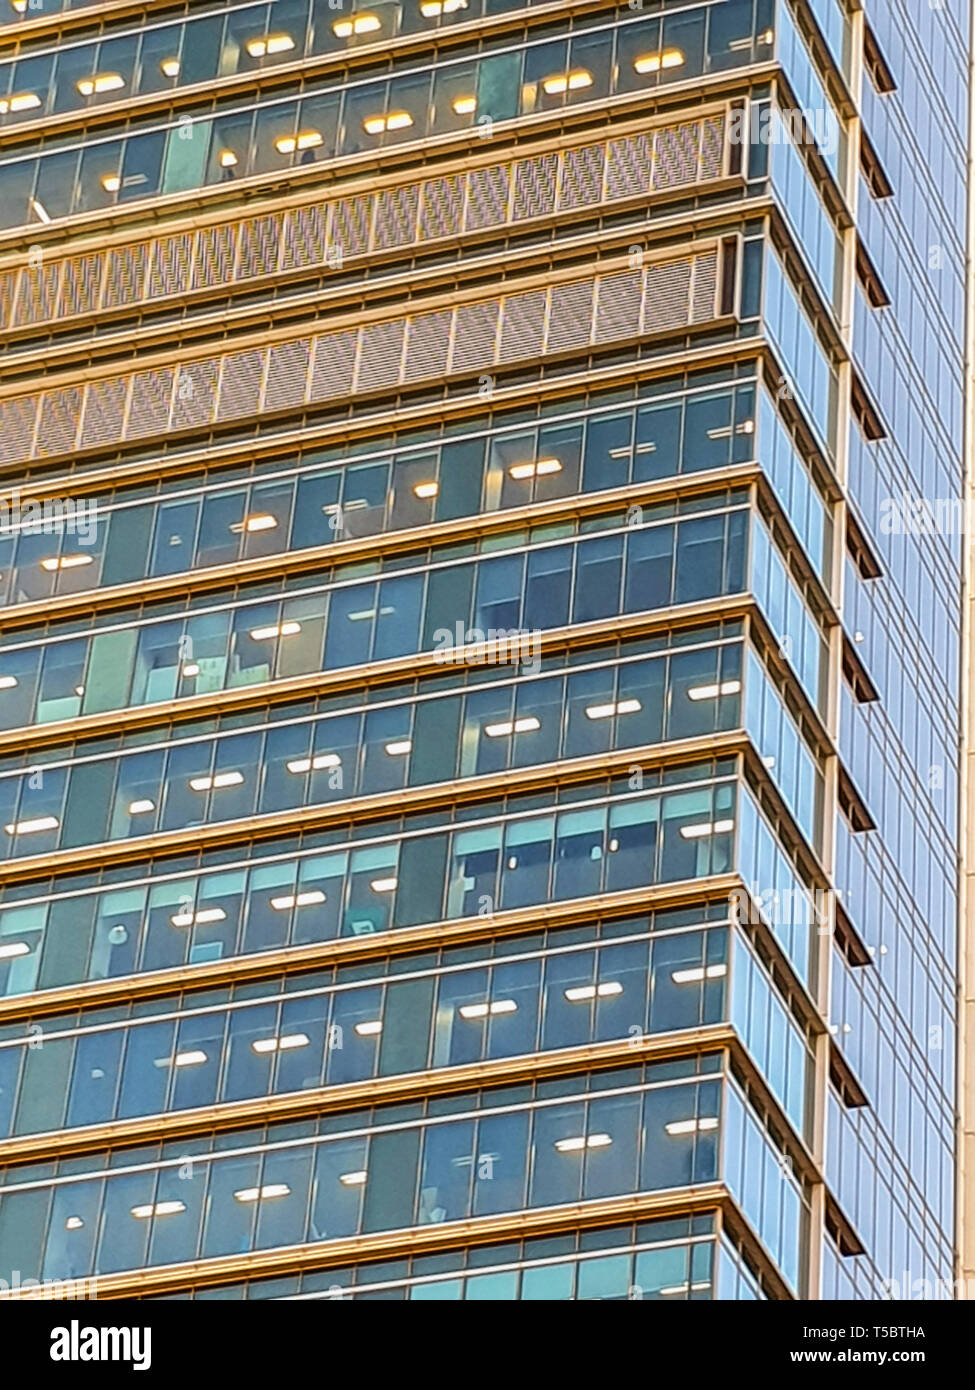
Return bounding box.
[0,911,728,1045]
[0,464,760,634]
[2,102,738,347]
[0,0,622,149]
[2,235,724,398]
[1,914,734,1047]
[0,592,850,827]
[0,492,754,653]
[0,91,736,269]
[0,249,733,476]
[0,627,745,774]
[0,0,292,48]
[0,730,752,886]
[0,55,780,254]
[0,595,757,757]
[0,1183,739,1302]
[0,361,763,509]
[0,1024,737,1168]
[0,875,742,1026]
[0,336,762,496]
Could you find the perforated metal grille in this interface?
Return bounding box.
[1,111,729,334]
[0,246,720,465]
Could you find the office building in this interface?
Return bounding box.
[0,0,966,1301]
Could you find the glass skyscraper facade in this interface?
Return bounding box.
[0,0,967,1303]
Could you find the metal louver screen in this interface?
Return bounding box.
[264,340,311,412]
[374,185,420,251]
[194,225,237,291]
[149,233,194,300]
[216,349,264,421]
[418,175,464,241]
[512,154,558,222]
[4,110,730,332]
[102,246,148,309]
[0,247,723,465]
[558,144,605,210]
[60,253,103,318]
[14,263,59,327]
[282,205,329,272]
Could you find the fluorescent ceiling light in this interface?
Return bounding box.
[76,73,125,96]
[671,964,727,985]
[249,621,301,640]
[412,481,439,499]
[679,819,734,840]
[542,69,592,95]
[40,554,93,571]
[246,33,295,57]
[0,677,17,690]
[233,1184,291,1203]
[363,111,413,135]
[665,1117,719,1136]
[333,13,381,36]
[686,680,741,701]
[370,877,397,893]
[189,771,244,792]
[563,981,624,1002]
[173,1049,207,1068]
[484,717,541,737]
[100,175,121,193]
[170,906,226,927]
[252,1033,310,1054]
[131,1201,185,1219]
[4,816,58,836]
[286,753,340,773]
[128,799,155,815]
[634,48,685,74]
[584,699,642,720]
[274,130,323,155]
[0,941,30,960]
[421,0,468,13]
[347,606,394,622]
[554,1133,612,1152]
[451,95,476,115]
[339,1170,367,1186]
[659,1281,712,1296]
[219,150,238,169]
[29,198,50,223]
[0,92,41,114]
[231,513,278,534]
[458,999,518,1019]
[182,663,200,678]
[160,58,180,77]
[65,1216,84,1231]
[270,890,326,911]
[354,1019,383,1036]
[508,458,561,480]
